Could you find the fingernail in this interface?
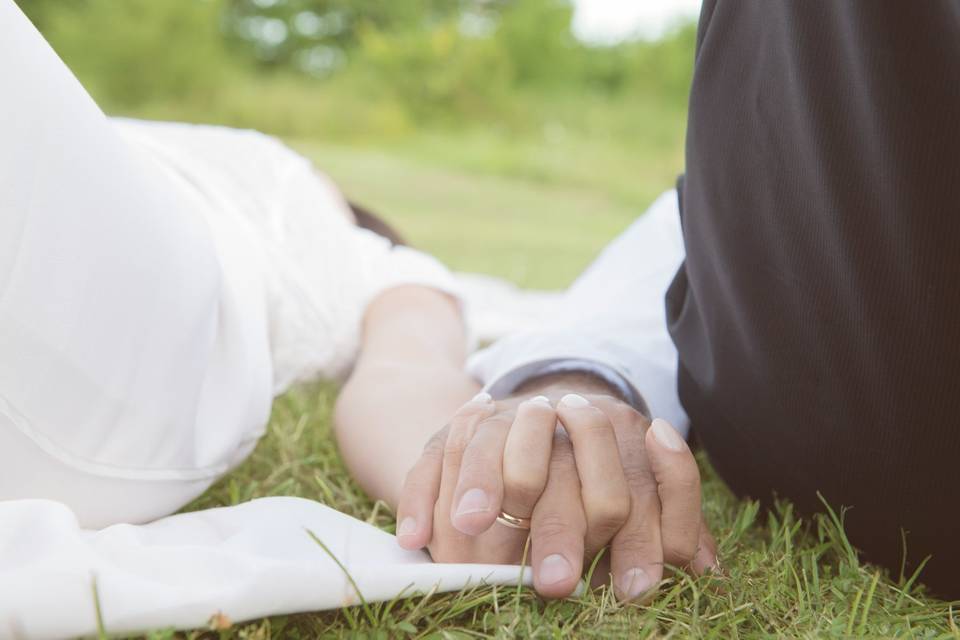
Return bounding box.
[471,392,492,404]
[559,393,590,408]
[538,554,573,585]
[619,567,654,600]
[650,418,685,451]
[455,488,490,516]
[528,395,551,406]
[693,546,720,574]
[397,516,417,537]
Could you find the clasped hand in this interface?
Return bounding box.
[395,379,718,601]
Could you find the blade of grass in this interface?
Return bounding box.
[305,528,378,628]
[91,575,107,640]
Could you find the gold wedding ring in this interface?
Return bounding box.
[496,511,532,530]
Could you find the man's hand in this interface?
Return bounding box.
[395,375,718,601]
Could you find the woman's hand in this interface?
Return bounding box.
[397,393,592,598]
[395,379,719,601]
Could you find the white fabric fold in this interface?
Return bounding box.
[0,498,531,640]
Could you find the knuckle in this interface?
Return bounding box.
[560,412,617,444]
[422,430,447,458]
[479,414,513,430]
[663,540,698,568]
[510,435,550,463]
[624,465,656,492]
[670,465,702,493]
[604,400,641,427]
[584,493,630,531]
[449,405,495,434]
[457,454,497,483]
[442,437,467,459]
[442,426,473,458]
[579,414,616,439]
[535,510,585,543]
[614,525,659,556]
[403,461,441,496]
[402,467,429,493]
[453,399,492,420]
[565,405,608,428]
[503,470,546,504]
[518,400,556,418]
[586,520,622,547]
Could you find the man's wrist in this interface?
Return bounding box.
[477,356,649,417]
[513,370,629,403]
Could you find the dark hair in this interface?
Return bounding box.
[347,200,407,247]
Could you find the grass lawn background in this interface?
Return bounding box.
[167,139,960,639]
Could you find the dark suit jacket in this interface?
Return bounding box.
[671,0,960,596]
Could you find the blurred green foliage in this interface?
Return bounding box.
[20,0,235,107]
[15,0,695,143]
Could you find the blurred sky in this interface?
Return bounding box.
[572,0,702,43]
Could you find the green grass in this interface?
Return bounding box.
[155,140,960,638]
[291,141,645,288]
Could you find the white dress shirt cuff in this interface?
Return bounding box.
[466,328,662,417]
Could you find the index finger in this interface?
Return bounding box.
[396,427,447,550]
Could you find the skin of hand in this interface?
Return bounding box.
[395,373,719,602]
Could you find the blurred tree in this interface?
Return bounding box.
[221,0,507,75]
[351,16,512,121]
[492,0,578,87]
[13,0,695,136]
[16,0,235,108]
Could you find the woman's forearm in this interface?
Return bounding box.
[333,285,480,509]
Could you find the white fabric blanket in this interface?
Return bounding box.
[0,497,532,639]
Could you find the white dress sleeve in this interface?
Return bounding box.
[0,0,457,523]
[112,118,461,395]
[0,2,274,503]
[256,145,461,389]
